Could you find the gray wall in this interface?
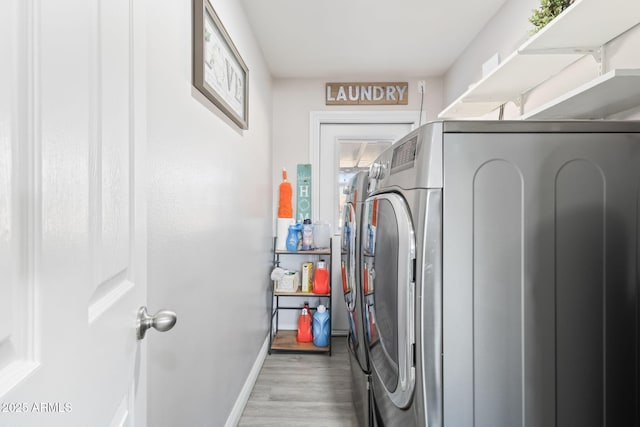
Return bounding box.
[145,0,273,425]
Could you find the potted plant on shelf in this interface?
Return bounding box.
[529,0,575,32]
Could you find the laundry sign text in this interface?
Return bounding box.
[326,82,408,105]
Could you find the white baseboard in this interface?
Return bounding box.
[224,334,269,427]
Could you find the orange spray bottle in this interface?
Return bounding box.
[278,168,293,219]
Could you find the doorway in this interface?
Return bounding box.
[310,111,424,333]
[318,123,413,231]
[309,111,425,226]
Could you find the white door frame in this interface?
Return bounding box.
[309,110,426,222]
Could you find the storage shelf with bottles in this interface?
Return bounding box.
[269,238,332,355]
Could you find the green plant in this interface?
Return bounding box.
[529,0,574,32]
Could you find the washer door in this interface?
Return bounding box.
[362,193,416,409]
[341,201,357,310]
[341,201,361,355]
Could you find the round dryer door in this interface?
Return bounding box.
[362,193,416,409]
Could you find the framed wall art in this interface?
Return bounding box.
[193,0,249,129]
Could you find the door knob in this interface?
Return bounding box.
[136,306,177,340]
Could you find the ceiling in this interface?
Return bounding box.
[239,0,509,79]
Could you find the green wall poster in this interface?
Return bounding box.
[296,164,311,223]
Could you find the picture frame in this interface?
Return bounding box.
[193,0,249,129]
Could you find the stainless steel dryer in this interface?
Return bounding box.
[364,120,640,426]
[341,171,372,427]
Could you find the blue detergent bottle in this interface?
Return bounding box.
[286,223,302,251]
[313,305,330,347]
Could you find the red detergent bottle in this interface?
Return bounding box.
[297,302,313,343]
[313,260,330,294]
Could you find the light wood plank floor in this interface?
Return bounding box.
[238,336,358,427]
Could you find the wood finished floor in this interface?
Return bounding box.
[238,336,358,427]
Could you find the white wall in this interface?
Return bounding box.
[272,77,443,220]
[145,1,273,426]
[443,0,640,120]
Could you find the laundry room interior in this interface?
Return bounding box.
[2,0,640,426]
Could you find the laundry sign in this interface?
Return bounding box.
[326,82,408,105]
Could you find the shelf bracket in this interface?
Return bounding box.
[591,46,605,76]
[516,89,538,117]
[514,92,529,116]
[513,96,523,108]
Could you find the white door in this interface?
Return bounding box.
[0,1,165,425]
[316,122,414,334]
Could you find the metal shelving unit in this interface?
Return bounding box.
[268,238,332,355]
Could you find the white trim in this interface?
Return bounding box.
[224,334,270,427]
[309,110,426,221]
